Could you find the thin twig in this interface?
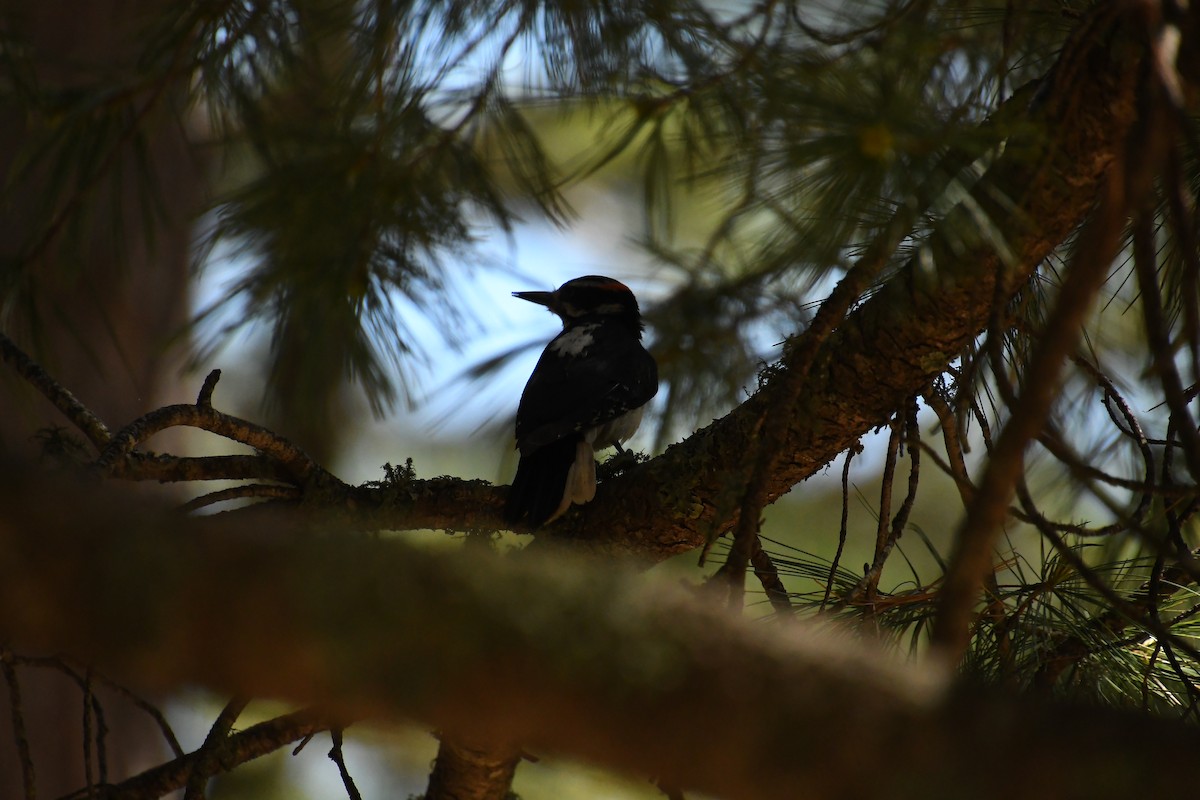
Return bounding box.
[328,728,364,800]
[1134,199,1200,484]
[791,0,920,47]
[1,650,37,800]
[0,331,111,449]
[842,399,922,609]
[91,692,109,788]
[1162,145,1200,384]
[11,654,184,758]
[870,414,904,586]
[1044,357,1162,528]
[82,671,95,799]
[750,537,792,612]
[196,369,221,408]
[1158,640,1200,720]
[96,403,343,490]
[822,446,856,610]
[91,673,183,760]
[59,708,332,800]
[184,697,251,800]
[925,386,975,506]
[179,484,302,513]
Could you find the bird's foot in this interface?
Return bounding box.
[597,445,648,481]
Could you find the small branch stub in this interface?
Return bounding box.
[197,370,222,408]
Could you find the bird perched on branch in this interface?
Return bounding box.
[504,275,658,527]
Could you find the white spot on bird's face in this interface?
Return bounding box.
[550,324,597,356]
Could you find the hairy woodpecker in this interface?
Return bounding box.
[504,275,658,527]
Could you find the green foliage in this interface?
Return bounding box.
[5,2,1200,798]
[1,0,1096,429]
[3,0,1200,727]
[750,521,1200,717]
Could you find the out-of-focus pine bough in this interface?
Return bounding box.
[2,1,1200,799]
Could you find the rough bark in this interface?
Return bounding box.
[426,736,521,800]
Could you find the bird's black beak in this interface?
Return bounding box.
[513,290,556,309]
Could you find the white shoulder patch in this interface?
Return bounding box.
[549,324,597,356]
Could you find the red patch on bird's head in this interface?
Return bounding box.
[566,275,632,294]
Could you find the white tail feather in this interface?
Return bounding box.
[545,440,597,524]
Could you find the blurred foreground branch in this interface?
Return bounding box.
[1,471,1198,800]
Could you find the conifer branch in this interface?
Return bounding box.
[3,472,1200,800]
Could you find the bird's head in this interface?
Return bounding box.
[513,275,644,332]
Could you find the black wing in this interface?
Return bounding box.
[514,324,657,455]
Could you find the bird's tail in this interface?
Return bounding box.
[561,439,597,511]
[504,437,596,527]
